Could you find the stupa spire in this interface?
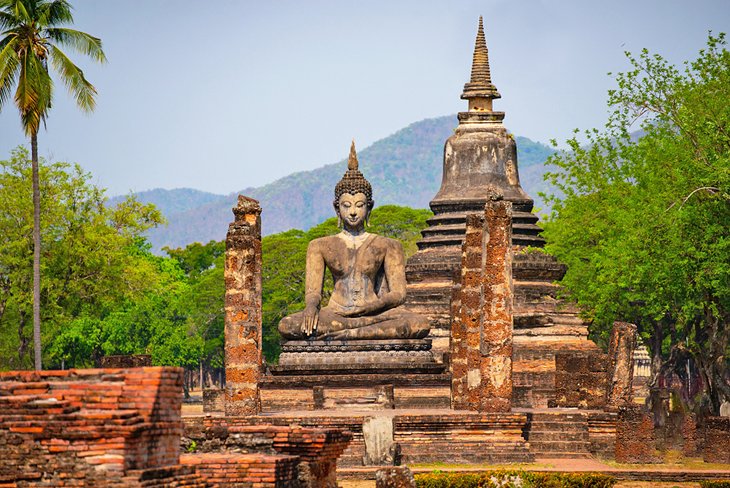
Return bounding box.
[461,16,501,105]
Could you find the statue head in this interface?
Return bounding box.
[334,141,373,228]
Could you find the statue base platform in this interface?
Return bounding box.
[271,339,445,375]
[262,339,448,411]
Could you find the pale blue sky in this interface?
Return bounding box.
[1,0,728,195]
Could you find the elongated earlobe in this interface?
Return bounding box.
[337,215,342,228]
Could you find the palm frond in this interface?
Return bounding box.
[0,36,20,108]
[16,47,52,134]
[49,43,95,112]
[37,0,72,28]
[11,0,30,24]
[0,10,19,29]
[46,27,105,63]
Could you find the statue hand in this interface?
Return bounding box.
[339,304,370,317]
[301,306,319,337]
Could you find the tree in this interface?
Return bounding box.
[0,0,106,369]
[0,147,162,369]
[542,34,729,415]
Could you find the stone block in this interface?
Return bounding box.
[376,466,416,488]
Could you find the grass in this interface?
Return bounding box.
[605,452,730,471]
[410,461,556,471]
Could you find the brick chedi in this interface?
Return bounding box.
[405,16,599,407]
[225,195,263,416]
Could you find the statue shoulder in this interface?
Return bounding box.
[307,235,337,251]
[372,234,404,253]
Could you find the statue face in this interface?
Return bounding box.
[337,192,369,230]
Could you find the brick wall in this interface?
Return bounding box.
[704,417,730,463]
[554,352,608,409]
[181,453,300,487]
[615,405,659,463]
[0,367,207,487]
[183,420,352,488]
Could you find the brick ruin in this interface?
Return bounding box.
[0,367,353,487]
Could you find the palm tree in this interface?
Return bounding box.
[0,0,105,370]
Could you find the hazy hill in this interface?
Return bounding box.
[116,115,556,251]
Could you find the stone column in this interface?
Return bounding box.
[449,198,513,412]
[224,195,262,416]
[606,321,638,408]
[479,199,513,412]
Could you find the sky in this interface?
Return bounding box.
[0,0,728,196]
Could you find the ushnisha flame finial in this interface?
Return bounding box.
[348,139,358,170]
[461,16,501,102]
[334,140,373,205]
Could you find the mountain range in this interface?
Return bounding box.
[111,115,557,251]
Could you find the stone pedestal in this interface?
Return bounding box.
[224,195,263,416]
[275,339,439,373]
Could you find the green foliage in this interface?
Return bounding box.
[541,34,730,412]
[700,481,730,488]
[0,147,163,369]
[414,471,616,488]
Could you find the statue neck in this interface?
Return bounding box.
[337,230,371,249]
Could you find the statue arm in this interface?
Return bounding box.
[380,239,408,307]
[302,240,326,335]
[304,240,326,309]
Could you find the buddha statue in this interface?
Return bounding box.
[278,142,430,341]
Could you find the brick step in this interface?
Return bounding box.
[526,420,589,430]
[528,440,592,453]
[531,452,594,459]
[525,430,589,442]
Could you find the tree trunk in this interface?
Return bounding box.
[31,132,42,371]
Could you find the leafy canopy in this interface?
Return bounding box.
[542,33,729,413]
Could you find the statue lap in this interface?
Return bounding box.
[278,306,429,340]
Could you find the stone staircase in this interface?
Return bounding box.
[523,411,593,459]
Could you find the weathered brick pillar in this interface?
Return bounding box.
[224,195,262,416]
[479,199,513,412]
[449,198,513,412]
[606,321,638,408]
[450,214,486,409]
[450,281,466,409]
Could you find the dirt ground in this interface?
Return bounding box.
[337,481,702,487]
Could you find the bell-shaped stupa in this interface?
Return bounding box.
[406,17,545,316]
[406,18,597,408]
